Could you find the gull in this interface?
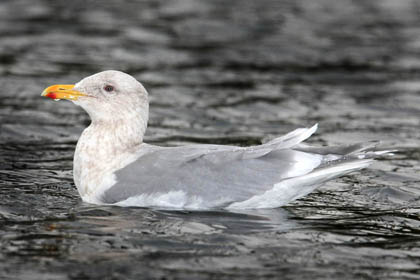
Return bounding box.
[41,70,387,209]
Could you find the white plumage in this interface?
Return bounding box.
[42,70,388,209]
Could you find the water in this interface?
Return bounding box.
[1,0,420,279]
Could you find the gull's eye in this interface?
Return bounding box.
[104,85,114,92]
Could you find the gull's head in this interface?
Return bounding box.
[42,70,148,123]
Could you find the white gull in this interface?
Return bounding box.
[41,70,388,209]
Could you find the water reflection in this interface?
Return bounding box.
[69,205,299,236]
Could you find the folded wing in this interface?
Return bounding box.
[101,125,324,208]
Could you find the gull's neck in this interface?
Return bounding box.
[73,106,148,200]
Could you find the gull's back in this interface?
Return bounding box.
[100,125,376,209]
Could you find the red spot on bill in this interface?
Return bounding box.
[46,92,57,99]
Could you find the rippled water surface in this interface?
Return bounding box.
[1,0,420,279]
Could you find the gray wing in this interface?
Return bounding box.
[102,125,323,208]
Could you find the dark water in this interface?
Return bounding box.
[1,0,420,279]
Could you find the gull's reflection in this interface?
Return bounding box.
[70,203,300,236]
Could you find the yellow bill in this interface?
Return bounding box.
[41,84,87,101]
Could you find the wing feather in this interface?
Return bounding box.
[101,125,323,208]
